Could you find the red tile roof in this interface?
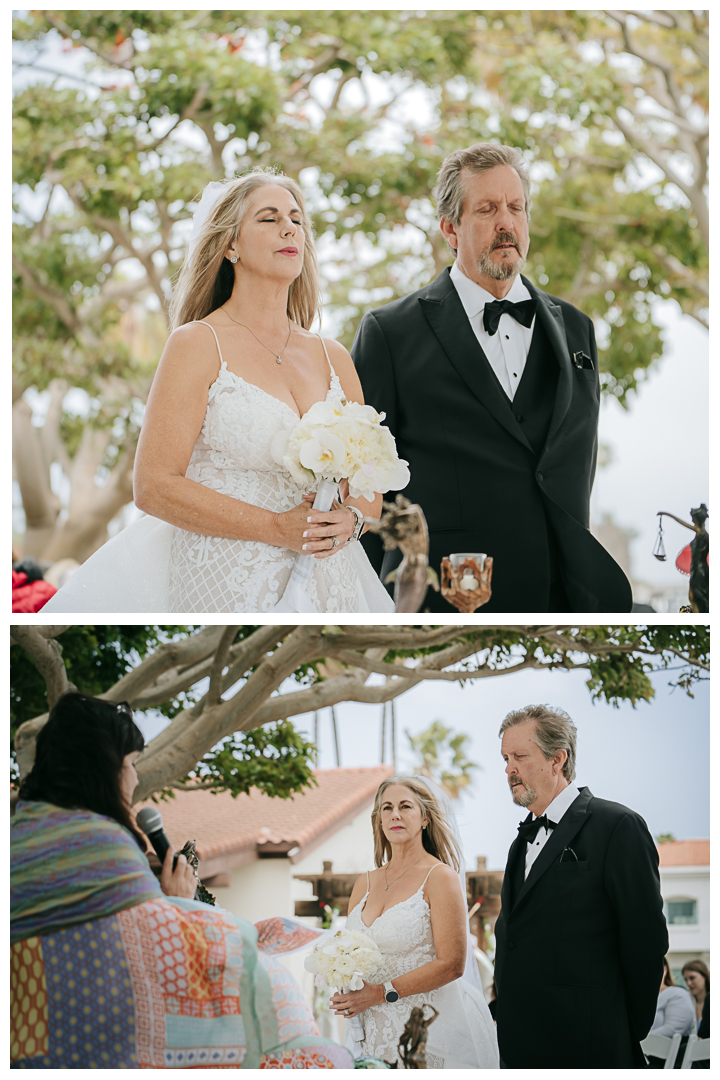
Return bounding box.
[135,766,393,874]
[657,840,709,867]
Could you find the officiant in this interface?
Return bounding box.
[353,142,633,613]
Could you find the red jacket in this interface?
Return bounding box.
[12,571,57,613]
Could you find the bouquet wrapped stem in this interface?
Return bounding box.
[270,396,410,613]
[273,478,338,613]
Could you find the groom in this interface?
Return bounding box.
[494,704,668,1068]
[353,142,633,613]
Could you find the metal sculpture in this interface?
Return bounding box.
[363,495,436,613]
[395,1004,439,1069]
[654,504,709,613]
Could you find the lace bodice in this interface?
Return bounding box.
[345,870,443,1066]
[166,322,389,613]
[185,349,345,515]
[347,876,438,986]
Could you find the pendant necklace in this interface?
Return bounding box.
[384,854,425,891]
[222,307,292,364]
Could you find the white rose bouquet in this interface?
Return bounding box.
[270,398,410,611]
[304,927,382,993]
[304,928,383,1042]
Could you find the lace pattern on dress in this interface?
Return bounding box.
[167,326,362,613]
[345,875,444,1067]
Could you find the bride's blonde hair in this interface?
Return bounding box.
[169,167,322,332]
[371,774,461,872]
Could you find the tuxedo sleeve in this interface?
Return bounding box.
[351,311,398,438]
[603,811,669,1041]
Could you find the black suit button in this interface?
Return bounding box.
[537,472,544,483]
[508,942,515,950]
[516,414,524,423]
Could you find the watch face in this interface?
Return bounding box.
[386,990,399,1002]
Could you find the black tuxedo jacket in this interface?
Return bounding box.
[494,787,668,1068]
[352,268,633,612]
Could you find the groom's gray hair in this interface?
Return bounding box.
[499,704,577,782]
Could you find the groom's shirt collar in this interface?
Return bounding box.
[449,260,531,315]
[536,781,581,825]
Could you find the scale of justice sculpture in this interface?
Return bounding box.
[653,503,709,613]
[365,496,492,613]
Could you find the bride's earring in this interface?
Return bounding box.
[229,255,238,264]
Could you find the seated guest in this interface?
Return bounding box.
[651,959,696,1039]
[11,692,350,1069]
[682,960,710,1032]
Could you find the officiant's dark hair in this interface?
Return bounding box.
[19,691,147,848]
[498,704,577,782]
[371,774,461,872]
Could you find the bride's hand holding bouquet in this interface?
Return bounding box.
[304,928,384,1027]
[271,398,410,611]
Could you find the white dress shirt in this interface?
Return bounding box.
[524,781,580,878]
[449,261,535,401]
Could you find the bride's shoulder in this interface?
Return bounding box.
[424,861,462,894]
[159,320,223,382]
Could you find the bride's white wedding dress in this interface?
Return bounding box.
[344,868,499,1069]
[43,323,394,614]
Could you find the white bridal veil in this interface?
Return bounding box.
[409,774,486,997]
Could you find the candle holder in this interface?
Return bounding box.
[440,553,493,613]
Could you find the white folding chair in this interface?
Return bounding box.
[680,1033,710,1068]
[641,1032,682,1068]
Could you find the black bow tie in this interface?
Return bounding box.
[517,813,557,844]
[483,297,537,336]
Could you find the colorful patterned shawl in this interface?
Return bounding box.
[10,802,352,1068]
[11,800,162,944]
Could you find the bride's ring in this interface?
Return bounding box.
[331,536,340,548]
[344,1009,351,1016]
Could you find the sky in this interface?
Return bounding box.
[12,18,709,594]
[137,651,710,873]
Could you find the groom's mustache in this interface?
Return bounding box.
[491,231,520,252]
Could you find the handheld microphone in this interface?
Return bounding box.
[136,806,178,871]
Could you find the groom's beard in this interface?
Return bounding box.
[476,232,526,281]
[509,776,537,807]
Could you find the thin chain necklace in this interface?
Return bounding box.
[222,306,292,365]
[384,854,425,892]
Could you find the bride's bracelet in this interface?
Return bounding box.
[344,503,365,542]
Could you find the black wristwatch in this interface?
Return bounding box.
[383,980,399,1003]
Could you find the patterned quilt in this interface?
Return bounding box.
[10,897,351,1069]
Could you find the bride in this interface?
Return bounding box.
[331,775,498,1069]
[43,169,395,614]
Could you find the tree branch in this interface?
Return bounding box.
[12,254,81,335]
[100,627,228,704]
[11,627,70,707]
[43,13,135,71]
[207,626,241,705]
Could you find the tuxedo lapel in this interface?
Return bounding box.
[501,833,527,913]
[418,270,533,453]
[522,277,574,449]
[510,787,594,917]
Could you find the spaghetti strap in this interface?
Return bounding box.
[316,333,336,378]
[193,320,225,368]
[365,870,370,895]
[420,864,440,889]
